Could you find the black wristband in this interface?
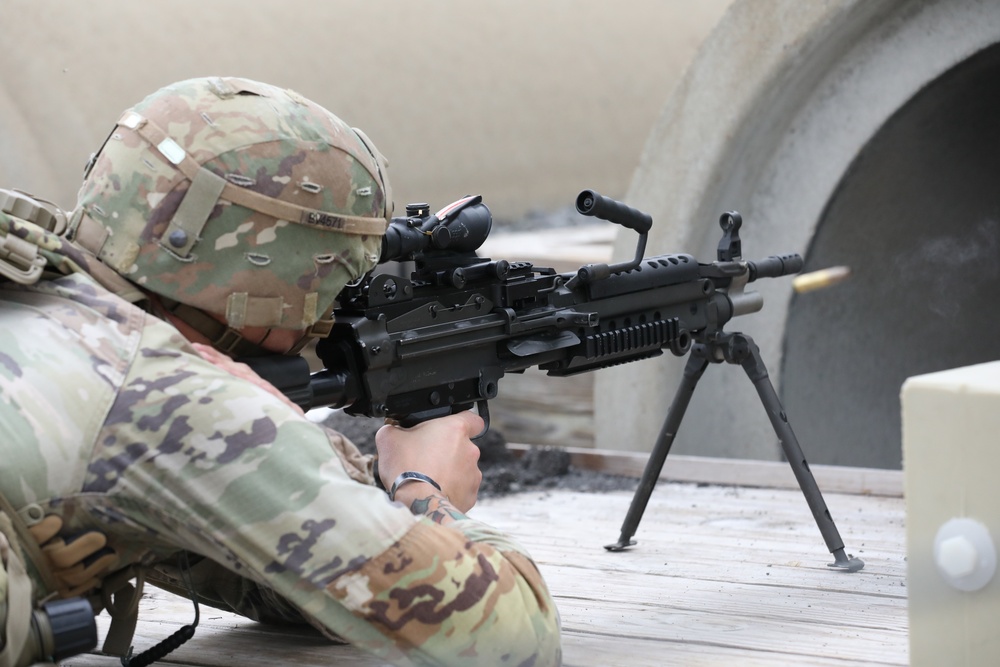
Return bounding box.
[388,471,442,501]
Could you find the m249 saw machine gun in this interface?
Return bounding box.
[245,190,863,572]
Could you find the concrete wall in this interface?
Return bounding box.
[0,0,731,221]
[595,0,1000,468]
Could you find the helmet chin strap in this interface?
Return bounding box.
[154,295,328,358]
[285,330,315,356]
[290,302,336,354]
[157,296,268,357]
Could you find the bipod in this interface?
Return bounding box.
[605,331,864,572]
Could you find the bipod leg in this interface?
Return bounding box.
[732,333,864,572]
[606,347,710,551]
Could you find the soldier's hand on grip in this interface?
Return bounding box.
[375,412,484,513]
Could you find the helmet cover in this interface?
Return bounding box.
[72,76,390,331]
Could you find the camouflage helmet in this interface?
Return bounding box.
[70,76,390,345]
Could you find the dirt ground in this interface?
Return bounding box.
[316,410,637,498]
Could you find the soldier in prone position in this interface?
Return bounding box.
[0,77,560,667]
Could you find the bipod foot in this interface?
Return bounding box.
[827,547,864,572]
[604,537,636,552]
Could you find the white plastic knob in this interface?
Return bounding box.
[934,518,996,592]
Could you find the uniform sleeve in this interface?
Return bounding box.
[86,314,562,667]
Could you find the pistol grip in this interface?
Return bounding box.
[395,401,490,439]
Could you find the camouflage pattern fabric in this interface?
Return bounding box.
[0,201,143,301]
[0,270,561,666]
[73,76,387,331]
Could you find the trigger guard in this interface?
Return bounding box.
[471,400,490,442]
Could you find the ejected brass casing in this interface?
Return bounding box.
[792,266,851,293]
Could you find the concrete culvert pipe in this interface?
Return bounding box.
[595,0,1000,469]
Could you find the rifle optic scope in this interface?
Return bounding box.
[380,195,492,263]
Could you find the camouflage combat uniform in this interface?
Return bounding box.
[0,262,561,666]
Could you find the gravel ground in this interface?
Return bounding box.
[312,409,637,498]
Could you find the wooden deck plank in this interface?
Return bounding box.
[560,633,900,667]
[478,485,907,666]
[63,471,907,667]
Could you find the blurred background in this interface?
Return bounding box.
[0,0,731,221]
[6,0,1000,471]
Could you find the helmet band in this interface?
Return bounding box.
[120,111,389,238]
